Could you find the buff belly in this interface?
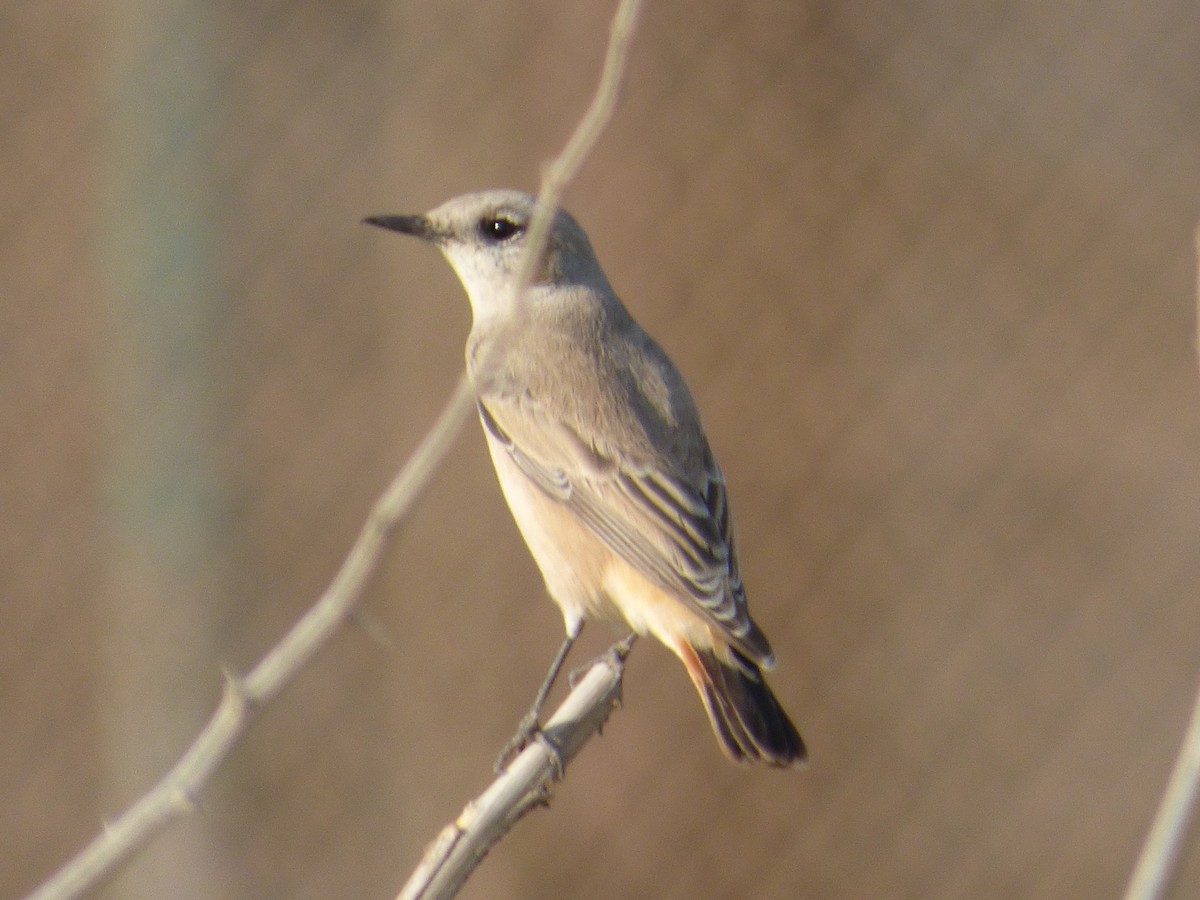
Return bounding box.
[484,433,720,656]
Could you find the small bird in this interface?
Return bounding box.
[366,190,805,766]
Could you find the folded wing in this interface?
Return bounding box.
[478,398,773,667]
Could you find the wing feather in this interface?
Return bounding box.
[479,399,772,664]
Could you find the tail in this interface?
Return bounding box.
[675,641,807,767]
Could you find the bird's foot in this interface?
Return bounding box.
[494,710,540,773]
[494,711,566,778]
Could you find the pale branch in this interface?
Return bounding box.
[1121,227,1200,900]
[516,0,644,299]
[478,0,644,385]
[397,639,634,900]
[1125,683,1200,900]
[26,375,477,900]
[398,1,646,896]
[27,0,645,897]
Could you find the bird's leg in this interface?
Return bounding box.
[495,628,579,773]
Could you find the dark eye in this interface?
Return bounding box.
[480,215,524,242]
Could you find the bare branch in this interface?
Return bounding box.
[398,641,632,900]
[478,0,645,381]
[27,0,644,896]
[516,0,644,298]
[398,2,646,896]
[1122,227,1200,900]
[1124,679,1200,900]
[25,375,477,900]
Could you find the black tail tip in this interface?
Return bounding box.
[736,676,807,768]
[689,647,807,768]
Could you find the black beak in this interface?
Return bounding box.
[363,214,441,242]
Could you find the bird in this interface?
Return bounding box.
[365,190,805,767]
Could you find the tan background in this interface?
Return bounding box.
[5,1,1200,897]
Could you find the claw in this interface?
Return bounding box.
[495,711,540,773]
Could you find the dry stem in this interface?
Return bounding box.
[1121,228,1200,900]
[26,0,643,895]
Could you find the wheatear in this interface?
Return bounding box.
[366,190,805,766]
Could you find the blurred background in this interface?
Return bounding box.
[4,1,1200,897]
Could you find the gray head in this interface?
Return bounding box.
[365,189,609,325]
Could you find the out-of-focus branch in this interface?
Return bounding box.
[1122,228,1200,900]
[480,0,645,378]
[1124,680,1200,900]
[397,640,633,900]
[27,0,643,897]
[26,375,477,900]
[398,2,644,897]
[516,0,644,299]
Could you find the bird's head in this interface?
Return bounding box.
[365,189,605,325]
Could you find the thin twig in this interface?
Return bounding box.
[398,640,634,900]
[1121,228,1200,900]
[25,375,476,900]
[478,0,644,385]
[516,0,644,299]
[27,0,644,895]
[1125,685,1200,900]
[397,1,645,896]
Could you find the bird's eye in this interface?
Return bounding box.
[480,216,524,242]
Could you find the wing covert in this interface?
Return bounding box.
[478,399,770,663]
